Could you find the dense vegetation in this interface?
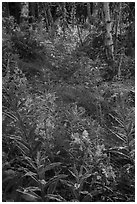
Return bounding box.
[2,2,135,202]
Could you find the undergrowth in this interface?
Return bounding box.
[2,16,135,202]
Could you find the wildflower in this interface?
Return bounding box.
[74,183,80,189]
[82,130,90,142]
[46,118,54,128]
[71,133,81,144]
[82,130,89,138]
[102,165,116,180]
[97,175,101,180]
[95,144,105,157]
[74,137,81,144]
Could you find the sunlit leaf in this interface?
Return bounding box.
[3,111,18,121]
[45,194,66,201]
[17,190,41,201]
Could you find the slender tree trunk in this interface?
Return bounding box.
[103,2,114,61]
[21,2,29,23]
[71,3,76,28]
[117,3,122,79]
[87,2,99,26]
[29,3,38,23]
[92,3,99,25]
[42,3,53,30]
[2,2,10,17]
[87,3,92,24]
[47,3,53,27]
[114,3,119,57]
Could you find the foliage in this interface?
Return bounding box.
[2,2,135,202]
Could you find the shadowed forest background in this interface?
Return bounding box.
[2,2,135,202]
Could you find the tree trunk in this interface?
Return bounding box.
[47,3,53,27]
[117,3,122,79]
[2,2,10,18]
[29,3,38,23]
[113,3,120,57]
[87,2,98,26]
[103,2,114,61]
[20,2,29,23]
[41,3,53,30]
[7,2,22,24]
[87,3,92,24]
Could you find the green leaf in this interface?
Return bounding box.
[24,172,39,184]
[80,173,92,183]
[51,174,68,181]
[126,120,134,136]
[109,113,124,128]
[17,190,41,201]
[24,186,41,192]
[47,180,58,194]
[129,139,135,149]
[69,169,78,178]
[24,171,37,177]
[82,192,92,202]
[3,111,18,121]
[40,162,61,175]
[60,179,74,187]
[79,165,84,177]
[47,174,68,193]
[28,123,37,139]
[24,156,37,170]
[108,129,127,142]
[14,139,31,155]
[45,194,66,202]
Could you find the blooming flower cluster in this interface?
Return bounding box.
[71,130,90,145]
